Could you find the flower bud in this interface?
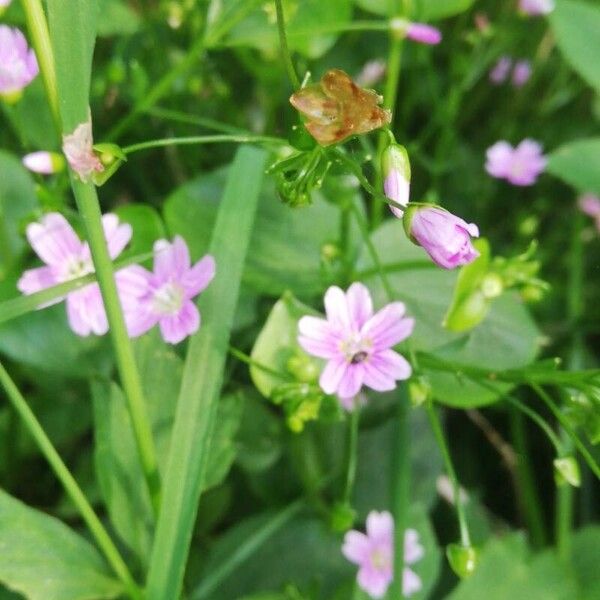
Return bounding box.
[409,377,431,407]
[91,143,127,186]
[553,457,581,488]
[22,151,65,175]
[330,502,357,532]
[403,205,480,269]
[382,142,411,218]
[446,544,479,579]
[481,273,504,299]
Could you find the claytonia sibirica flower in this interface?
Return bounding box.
[127,236,215,344]
[17,212,147,336]
[62,118,104,182]
[0,26,39,99]
[298,283,414,400]
[485,139,547,186]
[578,193,600,233]
[519,0,554,16]
[22,151,65,175]
[403,205,480,269]
[342,511,424,599]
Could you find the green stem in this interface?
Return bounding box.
[343,407,360,505]
[191,500,305,599]
[288,20,389,37]
[144,107,251,134]
[122,134,286,155]
[425,401,471,547]
[274,0,300,88]
[0,361,140,598]
[71,180,161,515]
[228,346,291,381]
[21,0,60,129]
[509,408,547,548]
[389,391,411,599]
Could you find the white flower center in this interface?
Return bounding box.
[370,548,390,571]
[152,281,184,315]
[61,256,93,281]
[340,334,372,364]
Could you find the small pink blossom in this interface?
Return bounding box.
[406,22,442,45]
[22,151,64,175]
[512,60,532,87]
[127,236,215,344]
[17,212,147,337]
[405,206,479,269]
[62,119,104,182]
[342,511,424,599]
[0,26,39,96]
[578,193,600,233]
[489,57,512,85]
[485,139,546,186]
[519,0,554,16]
[298,283,414,399]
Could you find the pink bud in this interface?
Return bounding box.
[22,151,64,175]
[406,22,442,45]
[404,205,480,269]
[382,142,411,218]
[512,60,532,87]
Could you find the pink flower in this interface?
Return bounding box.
[62,119,104,182]
[298,283,414,399]
[356,59,386,87]
[382,143,411,218]
[342,511,424,599]
[485,139,547,186]
[578,193,600,233]
[17,212,147,336]
[0,26,39,96]
[519,0,554,16]
[22,151,64,175]
[127,236,215,344]
[406,22,442,45]
[512,60,532,87]
[489,57,512,85]
[404,206,479,269]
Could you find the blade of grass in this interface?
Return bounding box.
[146,146,267,599]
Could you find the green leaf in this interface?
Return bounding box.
[250,292,317,398]
[353,0,475,20]
[0,151,38,274]
[164,169,356,297]
[114,204,165,259]
[146,147,267,600]
[546,138,600,195]
[358,221,540,407]
[96,0,140,37]
[0,489,122,600]
[571,526,600,600]
[448,533,577,600]
[550,0,600,91]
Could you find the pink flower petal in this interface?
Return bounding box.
[298,315,340,359]
[485,141,514,178]
[337,364,364,398]
[403,567,422,597]
[357,565,391,599]
[361,361,398,392]
[371,349,412,382]
[319,357,349,395]
[154,235,190,281]
[181,254,216,297]
[342,531,372,565]
[66,285,108,336]
[346,282,374,330]
[366,511,394,543]
[102,214,132,260]
[404,529,425,564]
[323,285,352,332]
[159,300,199,344]
[17,265,58,296]
[362,303,412,349]
[26,213,82,267]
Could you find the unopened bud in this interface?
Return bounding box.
[22,151,65,175]
[481,273,504,299]
[408,377,431,407]
[382,142,411,218]
[91,143,127,186]
[554,457,581,488]
[330,502,356,532]
[446,544,479,579]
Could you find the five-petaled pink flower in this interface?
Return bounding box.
[0,26,39,97]
[485,139,547,186]
[17,212,147,337]
[342,511,424,599]
[62,119,104,182]
[298,283,414,401]
[519,0,554,16]
[404,205,480,270]
[127,236,215,344]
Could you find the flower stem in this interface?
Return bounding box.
[0,361,140,598]
[274,0,300,88]
[21,0,60,129]
[71,179,162,516]
[228,346,292,380]
[343,407,361,505]
[122,134,286,155]
[426,401,471,547]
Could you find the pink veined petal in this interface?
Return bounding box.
[298,335,339,359]
[115,265,151,310]
[298,315,340,359]
[66,285,108,336]
[66,293,92,336]
[342,531,372,565]
[124,301,158,338]
[323,285,352,332]
[319,357,349,395]
[101,213,132,260]
[26,212,82,267]
[345,282,374,330]
[370,349,412,382]
[159,300,200,344]
[366,511,394,543]
[357,565,391,599]
[404,529,425,565]
[154,235,191,281]
[361,303,412,349]
[181,254,216,297]
[403,567,423,597]
[17,265,58,295]
[337,364,365,399]
[362,361,398,392]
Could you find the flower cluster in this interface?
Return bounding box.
[18,213,215,344]
[489,57,532,87]
[485,139,547,186]
[342,511,424,598]
[0,25,38,99]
